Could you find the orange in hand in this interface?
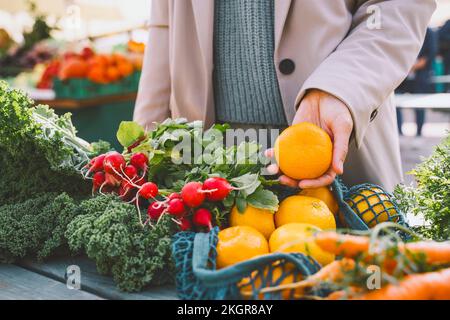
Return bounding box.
[274,122,332,180]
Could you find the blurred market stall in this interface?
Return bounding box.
[0,0,149,149]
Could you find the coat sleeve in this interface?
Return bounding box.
[295,0,436,147]
[133,0,171,130]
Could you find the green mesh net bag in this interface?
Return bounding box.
[171,179,410,300]
[172,227,324,300]
[331,179,408,232]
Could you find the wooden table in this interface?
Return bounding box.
[0,257,178,300]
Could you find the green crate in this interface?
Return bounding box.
[53,71,141,99]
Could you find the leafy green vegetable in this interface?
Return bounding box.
[116,121,145,148]
[120,118,279,216]
[394,134,450,241]
[230,173,261,197]
[0,81,105,172]
[0,81,109,204]
[66,195,177,292]
[246,188,279,212]
[0,193,80,263]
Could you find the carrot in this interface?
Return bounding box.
[404,242,450,265]
[301,258,356,285]
[315,232,370,258]
[260,258,356,294]
[326,287,361,300]
[352,268,450,300]
[315,232,450,265]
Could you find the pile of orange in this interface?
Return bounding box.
[218,188,339,269]
[57,48,137,84]
[86,53,135,84]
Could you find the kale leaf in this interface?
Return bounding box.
[0,192,80,263]
[0,81,109,204]
[66,195,177,292]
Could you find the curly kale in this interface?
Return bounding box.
[0,193,80,263]
[395,134,450,241]
[66,195,177,292]
[0,81,110,204]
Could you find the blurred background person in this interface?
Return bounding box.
[438,19,450,91]
[439,19,450,76]
[396,28,438,136]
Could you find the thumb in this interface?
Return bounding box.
[330,116,353,175]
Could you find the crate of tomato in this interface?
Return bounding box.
[40,47,142,99]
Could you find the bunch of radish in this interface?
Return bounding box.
[85,151,161,224]
[86,151,153,200]
[85,152,236,232]
[146,177,235,232]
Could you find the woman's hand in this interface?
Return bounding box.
[267,89,353,189]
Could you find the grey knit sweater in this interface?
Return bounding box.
[213,0,287,125]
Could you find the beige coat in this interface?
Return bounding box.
[134,0,436,191]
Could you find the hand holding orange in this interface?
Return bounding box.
[274,122,332,180]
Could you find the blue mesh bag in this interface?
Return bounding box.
[172,227,323,300]
[331,178,408,231]
[171,179,410,300]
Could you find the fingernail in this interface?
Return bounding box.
[267,164,278,175]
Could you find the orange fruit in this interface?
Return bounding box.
[88,55,108,69]
[106,66,121,82]
[346,187,399,228]
[274,122,332,180]
[216,226,269,269]
[117,61,134,77]
[275,195,336,230]
[239,262,304,299]
[111,53,127,64]
[269,223,334,266]
[229,205,275,239]
[87,66,108,84]
[58,59,89,80]
[299,186,339,215]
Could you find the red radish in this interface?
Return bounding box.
[86,154,106,175]
[167,198,186,216]
[179,217,192,231]
[193,208,213,230]
[202,177,232,201]
[119,180,134,201]
[147,201,166,220]
[121,180,134,192]
[130,152,148,170]
[92,171,105,191]
[181,182,205,207]
[124,165,138,180]
[105,172,121,187]
[139,182,158,199]
[103,152,126,174]
[168,192,181,200]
